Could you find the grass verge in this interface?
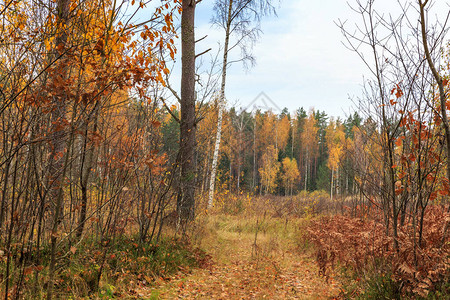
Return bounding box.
[1,236,207,299]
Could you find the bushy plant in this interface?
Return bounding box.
[5,237,207,299]
[307,205,450,298]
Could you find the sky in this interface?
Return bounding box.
[193,0,371,117]
[139,0,450,118]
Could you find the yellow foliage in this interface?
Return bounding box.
[301,112,319,159]
[326,119,346,170]
[276,115,290,151]
[281,157,300,195]
[259,145,280,194]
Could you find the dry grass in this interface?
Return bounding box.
[137,196,341,299]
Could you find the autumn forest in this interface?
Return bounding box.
[0,0,450,299]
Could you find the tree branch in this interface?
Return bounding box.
[160,97,180,123]
[195,48,212,59]
[195,35,208,43]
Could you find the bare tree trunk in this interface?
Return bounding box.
[275,122,278,151]
[178,0,196,223]
[331,168,334,202]
[237,130,241,192]
[419,0,450,245]
[253,119,257,190]
[229,159,232,192]
[76,110,99,240]
[208,0,233,209]
[46,0,70,297]
[237,117,243,192]
[336,166,340,197]
[304,151,308,191]
[291,120,295,158]
[346,174,349,196]
[362,0,399,251]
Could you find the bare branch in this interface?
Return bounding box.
[160,97,180,123]
[195,48,212,59]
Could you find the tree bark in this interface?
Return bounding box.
[331,168,334,202]
[178,0,197,223]
[76,111,99,240]
[46,0,70,297]
[253,118,257,190]
[208,0,233,209]
[419,0,450,246]
[304,151,308,191]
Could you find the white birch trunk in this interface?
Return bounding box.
[304,151,308,191]
[336,166,340,198]
[253,119,257,189]
[208,0,233,209]
[331,168,334,202]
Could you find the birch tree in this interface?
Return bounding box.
[282,157,300,196]
[326,119,345,201]
[259,145,279,194]
[208,0,277,208]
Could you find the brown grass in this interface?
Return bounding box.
[136,195,341,299]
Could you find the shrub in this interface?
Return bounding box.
[5,237,207,299]
[307,205,450,298]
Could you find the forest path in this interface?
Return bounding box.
[138,215,340,299]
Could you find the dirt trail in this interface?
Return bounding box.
[137,216,340,299]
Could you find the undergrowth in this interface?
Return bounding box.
[306,205,450,299]
[0,236,207,299]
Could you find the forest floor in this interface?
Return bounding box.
[135,214,341,299]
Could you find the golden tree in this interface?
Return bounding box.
[326,119,346,200]
[276,115,290,151]
[282,157,300,195]
[259,145,280,194]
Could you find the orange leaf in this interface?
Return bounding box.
[430,191,438,201]
[439,189,449,196]
[395,84,404,99]
[24,267,33,276]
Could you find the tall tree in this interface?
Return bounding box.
[301,111,319,191]
[314,110,329,190]
[338,0,450,253]
[179,0,196,222]
[326,119,346,201]
[259,145,279,194]
[418,0,450,244]
[46,0,71,297]
[281,157,300,196]
[208,0,277,208]
[276,114,290,153]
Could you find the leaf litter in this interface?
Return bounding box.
[135,216,340,299]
